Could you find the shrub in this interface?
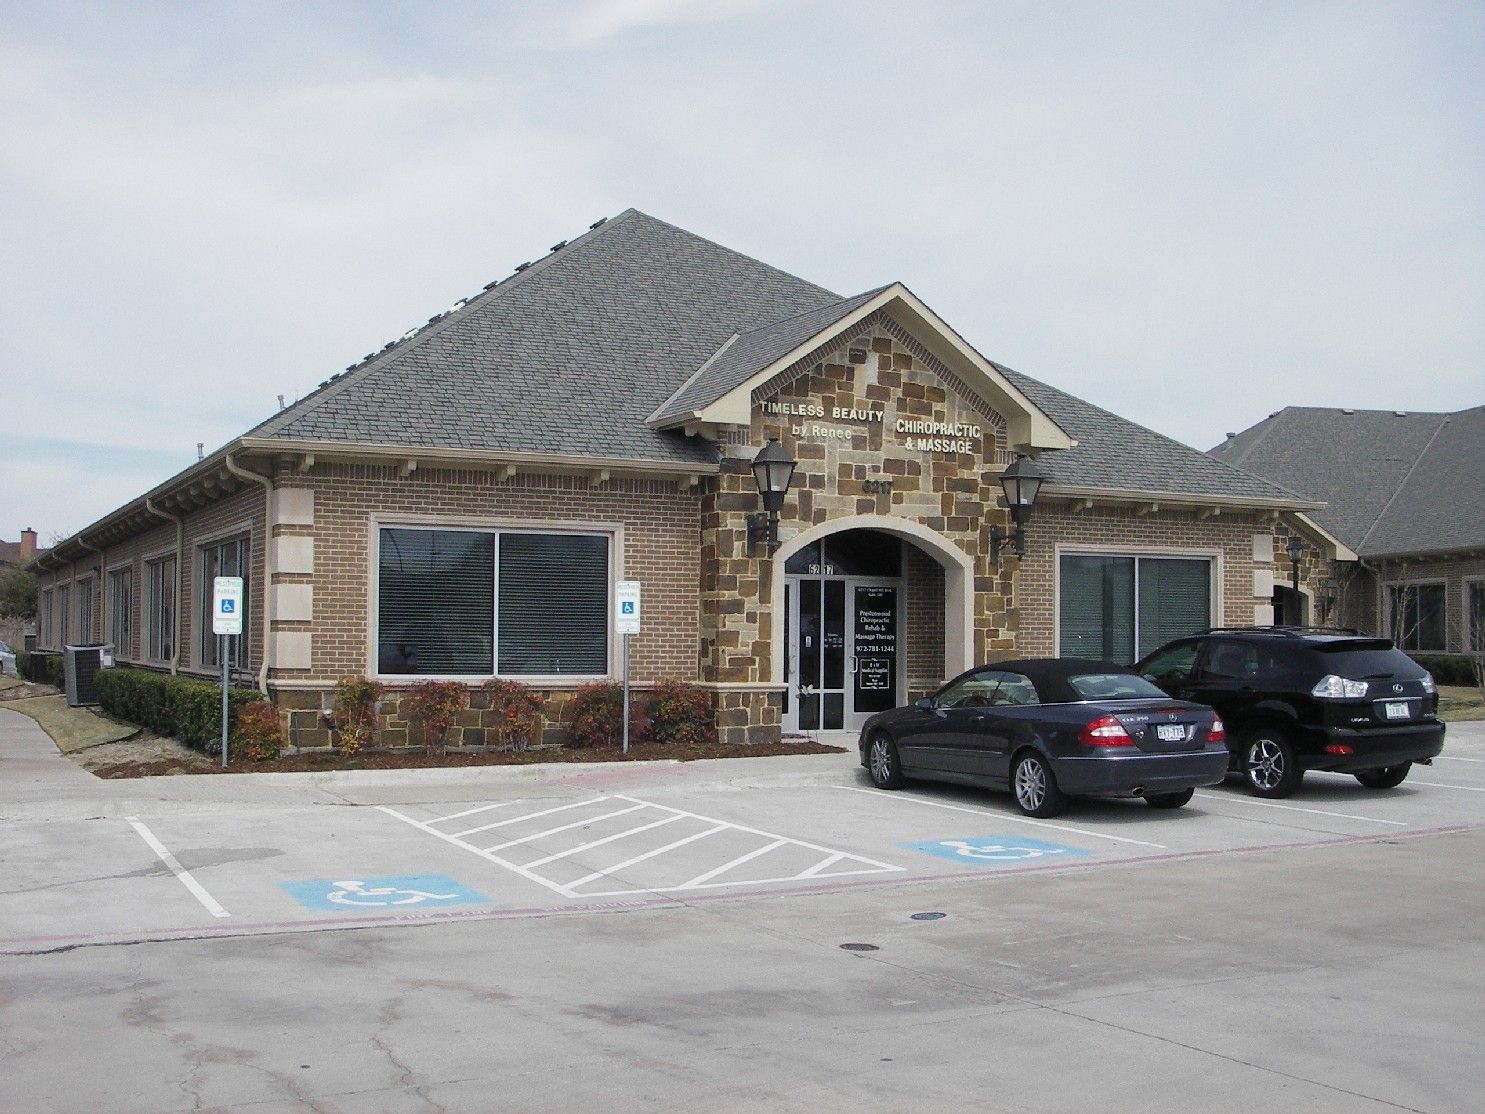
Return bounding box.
[235,701,284,761]
[15,648,28,679]
[400,681,466,755]
[1409,654,1475,687]
[481,678,544,751]
[566,681,651,749]
[332,677,385,754]
[27,651,63,687]
[96,667,258,755]
[647,678,715,747]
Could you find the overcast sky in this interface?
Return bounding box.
[3,0,1481,544]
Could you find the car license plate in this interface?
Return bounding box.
[1156,724,1187,742]
[1384,701,1411,720]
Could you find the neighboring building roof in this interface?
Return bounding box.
[1209,405,1485,557]
[997,367,1312,506]
[246,208,843,465]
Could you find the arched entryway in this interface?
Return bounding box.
[771,515,973,733]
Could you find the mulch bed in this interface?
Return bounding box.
[88,738,847,778]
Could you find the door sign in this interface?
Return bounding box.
[280,874,491,911]
[899,836,1092,866]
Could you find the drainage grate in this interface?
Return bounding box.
[910,912,947,921]
[839,943,880,952]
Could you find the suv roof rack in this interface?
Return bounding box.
[1197,625,1363,637]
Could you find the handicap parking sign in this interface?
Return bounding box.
[281,874,490,911]
[900,835,1091,866]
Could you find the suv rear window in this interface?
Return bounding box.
[1309,643,1426,679]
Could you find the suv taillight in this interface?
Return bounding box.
[1311,674,1368,699]
[1208,715,1226,744]
[1421,674,1436,695]
[1079,714,1133,746]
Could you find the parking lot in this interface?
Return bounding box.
[4,713,1482,954]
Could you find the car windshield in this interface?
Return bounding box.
[1069,673,1167,700]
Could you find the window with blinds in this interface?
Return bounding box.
[147,556,176,662]
[1060,554,1211,663]
[199,536,250,669]
[108,568,132,656]
[377,527,609,678]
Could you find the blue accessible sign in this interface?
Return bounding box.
[900,835,1092,866]
[281,874,490,912]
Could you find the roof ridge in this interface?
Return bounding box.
[1355,412,1451,553]
[620,210,840,301]
[242,209,643,442]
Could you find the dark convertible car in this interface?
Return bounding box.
[859,659,1230,817]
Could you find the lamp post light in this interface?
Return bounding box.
[1286,534,1305,625]
[989,453,1046,566]
[746,439,797,557]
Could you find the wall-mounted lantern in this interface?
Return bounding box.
[746,439,797,557]
[1286,534,1304,600]
[989,453,1046,566]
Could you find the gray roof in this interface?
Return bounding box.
[996,367,1309,504]
[650,286,888,423]
[1211,406,1485,557]
[247,209,841,463]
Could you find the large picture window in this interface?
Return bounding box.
[1469,581,1484,654]
[58,585,70,646]
[77,578,94,644]
[40,589,53,648]
[1386,582,1445,653]
[199,536,250,669]
[377,526,609,677]
[1060,554,1212,663]
[108,568,132,655]
[147,556,177,663]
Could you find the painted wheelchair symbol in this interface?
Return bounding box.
[939,840,1069,862]
[326,879,460,907]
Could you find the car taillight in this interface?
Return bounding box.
[1208,715,1226,744]
[1079,714,1133,746]
[1311,674,1368,699]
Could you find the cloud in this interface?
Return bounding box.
[562,0,777,44]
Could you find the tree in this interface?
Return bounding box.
[0,568,36,620]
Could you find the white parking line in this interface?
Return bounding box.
[430,801,522,824]
[1410,781,1485,793]
[523,814,687,869]
[378,806,575,898]
[833,786,1167,848]
[126,818,230,919]
[453,796,607,838]
[1435,756,1485,764]
[566,824,730,890]
[1193,794,1405,825]
[679,839,789,889]
[483,803,651,853]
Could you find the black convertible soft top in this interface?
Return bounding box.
[977,658,1143,704]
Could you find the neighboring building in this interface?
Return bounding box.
[31,210,1330,746]
[1212,406,1485,656]
[1,528,42,650]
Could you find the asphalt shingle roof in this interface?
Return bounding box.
[996,366,1308,503]
[247,209,841,463]
[1211,405,1485,556]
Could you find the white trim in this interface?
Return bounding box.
[771,514,975,690]
[368,516,623,683]
[1052,544,1224,659]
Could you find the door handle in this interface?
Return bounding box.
[849,655,858,674]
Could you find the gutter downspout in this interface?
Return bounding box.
[145,497,184,675]
[224,453,274,695]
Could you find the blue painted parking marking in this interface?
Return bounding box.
[900,835,1092,865]
[280,874,491,912]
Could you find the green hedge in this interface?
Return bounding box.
[1409,654,1477,686]
[27,652,63,687]
[96,667,260,755]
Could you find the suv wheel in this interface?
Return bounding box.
[1355,763,1411,789]
[1244,728,1302,798]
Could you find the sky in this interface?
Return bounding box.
[2,0,1482,545]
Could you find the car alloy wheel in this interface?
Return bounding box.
[1248,738,1285,792]
[868,734,905,789]
[1244,729,1301,798]
[1012,752,1067,817]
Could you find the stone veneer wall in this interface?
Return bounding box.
[699,316,1019,743]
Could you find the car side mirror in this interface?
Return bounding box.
[914,697,934,711]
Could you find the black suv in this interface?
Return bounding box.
[1134,628,1445,798]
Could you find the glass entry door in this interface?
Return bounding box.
[785,577,900,733]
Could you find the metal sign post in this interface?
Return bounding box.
[212,576,244,768]
[615,581,642,756]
